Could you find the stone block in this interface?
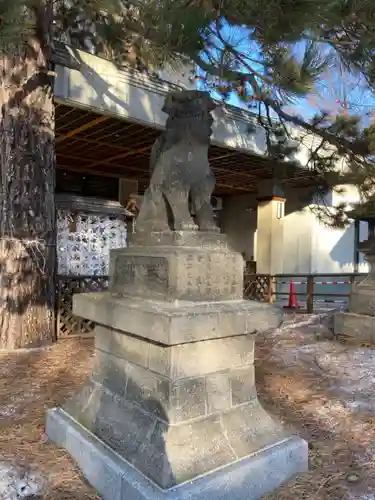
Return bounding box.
[128,230,229,249]
[63,382,102,432]
[46,407,308,500]
[334,311,375,342]
[95,389,159,460]
[205,372,231,413]
[73,292,281,345]
[95,325,113,353]
[125,363,170,421]
[170,376,207,421]
[171,336,254,379]
[221,403,286,459]
[229,367,256,406]
[350,286,375,316]
[148,342,171,377]
[108,246,244,302]
[165,414,236,484]
[95,326,256,380]
[92,350,127,397]
[109,327,149,368]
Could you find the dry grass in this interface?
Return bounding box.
[0,324,375,499]
[0,337,99,499]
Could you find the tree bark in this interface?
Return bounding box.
[0,7,56,349]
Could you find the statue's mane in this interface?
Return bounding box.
[149,118,201,173]
[149,90,216,172]
[164,115,208,148]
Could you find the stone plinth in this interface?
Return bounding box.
[334,280,375,342]
[350,282,375,316]
[334,311,375,343]
[72,292,279,345]
[109,244,244,302]
[334,253,375,342]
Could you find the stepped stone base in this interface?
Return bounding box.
[46,319,307,499]
[334,311,375,342]
[46,409,307,500]
[50,325,294,488]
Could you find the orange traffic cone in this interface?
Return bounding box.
[284,280,299,309]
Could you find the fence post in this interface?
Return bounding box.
[56,277,61,341]
[307,275,314,313]
[349,274,356,310]
[349,274,355,294]
[267,275,275,304]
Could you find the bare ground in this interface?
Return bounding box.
[1,317,375,499]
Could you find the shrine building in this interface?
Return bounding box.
[52,43,369,282]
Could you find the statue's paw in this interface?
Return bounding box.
[199,224,220,233]
[154,226,171,233]
[174,222,198,231]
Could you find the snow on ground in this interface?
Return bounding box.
[258,315,375,499]
[270,319,375,413]
[264,316,375,462]
[0,461,44,499]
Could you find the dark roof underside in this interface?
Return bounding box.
[56,102,320,198]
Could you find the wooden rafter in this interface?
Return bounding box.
[58,163,251,192]
[209,151,237,162]
[86,145,153,169]
[56,115,109,143]
[57,152,148,174]
[56,135,154,155]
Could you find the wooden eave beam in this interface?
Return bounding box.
[56,115,109,143]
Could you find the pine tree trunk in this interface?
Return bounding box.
[0,10,56,349]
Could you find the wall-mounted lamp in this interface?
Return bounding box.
[276,201,284,219]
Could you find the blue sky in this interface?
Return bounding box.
[202,22,375,127]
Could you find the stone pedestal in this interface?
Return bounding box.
[334,254,375,342]
[46,230,307,500]
[109,232,244,302]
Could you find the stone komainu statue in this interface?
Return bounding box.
[135,90,219,233]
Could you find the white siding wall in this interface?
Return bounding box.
[222,185,369,275]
